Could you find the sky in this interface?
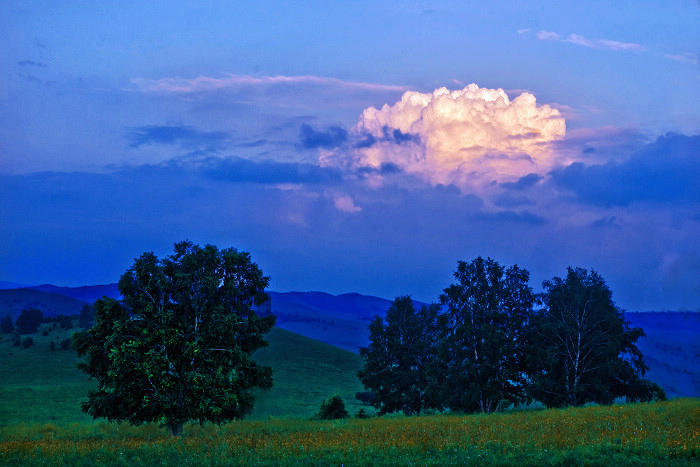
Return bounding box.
[1,1,698,311]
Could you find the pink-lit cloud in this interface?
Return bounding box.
[320,84,566,193]
[333,195,362,213]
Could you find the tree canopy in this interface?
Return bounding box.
[15,308,43,334]
[360,259,664,415]
[73,241,275,435]
[528,267,664,408]
[439,257,534,413]
[359,296,442,415]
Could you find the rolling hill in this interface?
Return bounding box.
[1,282,698,398]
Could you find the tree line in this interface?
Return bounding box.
[359,257,665,416]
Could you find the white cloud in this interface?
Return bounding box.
[534,30,644,52]
[131,74,408,94]
[320,84,566,193]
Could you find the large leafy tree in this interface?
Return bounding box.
[439,257,534,413]
[73,241,275,435]
[359,296,442,415]
[529,267,664,408]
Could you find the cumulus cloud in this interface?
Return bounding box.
[320,84,566,192]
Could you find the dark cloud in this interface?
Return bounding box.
[201,157,342,185]
[126,125,231,152]
[354,126,421,149]
[17,60,47,68]
[473,210,547,225]
[550,133,700,206]
[501,173,543,190]
[299,124,348,149]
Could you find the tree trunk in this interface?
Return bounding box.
[167,421,183,437]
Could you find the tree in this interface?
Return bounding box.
[439,257,534,413]
[15,308,44,334]
[1,315,13,334]
[73,241,275,436]
[314,395,349,420]
[528,267,664,408]
[359,296,442,415]
[78,304,94,329]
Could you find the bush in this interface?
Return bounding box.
[355,408,370,419]
[16,308,44,334]
[23,336,34,348]
[12,334,21,346]
[314,395,349,420]
[60,338,72,351]
[1,314,13,333]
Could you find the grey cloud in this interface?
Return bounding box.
[550,133,700,206]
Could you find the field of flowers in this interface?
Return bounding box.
[1,398,698,466]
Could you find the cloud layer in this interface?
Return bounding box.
[320,84,566,192]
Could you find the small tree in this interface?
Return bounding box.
[1,315,13,333]
[22,336,34,348]
[528,267,664,407]
[315,395,349,420]
[15,308,44,334]
[78,304,94,328]
[439,257,534,413]
[73,241,275,436]
[359,296,442,415]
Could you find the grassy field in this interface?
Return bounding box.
[0,323,367,425]
[1,324,699,465]
[0,399,698,465]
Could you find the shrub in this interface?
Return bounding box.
[60,338,72,351]
[23,336,34,348]
[314,395,349,420]
[12,334,21,346]
[1,314,13,333]
[355,408,370,419]
[15,308,44,334]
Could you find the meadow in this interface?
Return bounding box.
[1,399,698,465]
[1,323,699,465]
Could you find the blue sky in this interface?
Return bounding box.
[1,1,698,310]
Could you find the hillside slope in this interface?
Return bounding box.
[0,324,365,425]
[0,289,87,320]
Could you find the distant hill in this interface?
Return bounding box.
[0,289,88,320]
[27,283,120,303]
[626,312,700,399]
[269,291,397,352]
[2,281,697,398]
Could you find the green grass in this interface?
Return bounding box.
[0,399,698,465]
[0,323,367,426]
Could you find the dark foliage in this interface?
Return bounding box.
[1,314,14,333]
[314,395,349,420]
[78,304,94,328]
[528,267,665,407]
[22,336,34,348]
[359,296,442,415]
[15,308,44,334]
[439,258,534,413]
[73,241,275,436]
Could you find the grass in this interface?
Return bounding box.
[0,323,367,425]
[1,323,699,465]
[0,399,698,465]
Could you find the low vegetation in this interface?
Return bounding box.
[1,399,698,465]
